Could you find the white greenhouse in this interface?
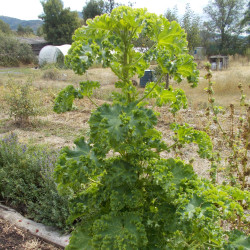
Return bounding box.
[38,44,71,66]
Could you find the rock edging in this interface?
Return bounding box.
[0,204,70,248]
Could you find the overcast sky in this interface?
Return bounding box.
[0,0,209,20]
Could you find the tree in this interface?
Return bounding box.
[104,0,120,14]
[36,26,44,37]
[17,25,34,36]
[181,4,201,52]
[39,0,80,45]
[164,5,179,22]
[82,0,104,23]
[164,5,201,52]
[203,0,246,54]
[82,0,120,23]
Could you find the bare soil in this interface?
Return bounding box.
[0,217,62,250]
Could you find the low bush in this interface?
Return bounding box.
[41,66,61,81]
[3,80,44,126]
[0,32,36,67]
[0,133,71,232]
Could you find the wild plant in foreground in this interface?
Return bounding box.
[53,7,249,249]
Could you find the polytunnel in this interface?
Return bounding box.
[38,44,71,66]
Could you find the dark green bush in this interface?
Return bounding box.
[0,32,36,67]
[0,133,71,231]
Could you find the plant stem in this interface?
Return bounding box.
[87,95,98,108]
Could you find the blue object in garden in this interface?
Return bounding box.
[140,70,154,88]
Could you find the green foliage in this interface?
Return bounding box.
[145,83,187,114]
[36,26,44,36]
[3,80,44,125]
[164,6,179,22]
[181,4,201,52]
[54,7,249,249]
[53,85,80,113]
[53,80,100,113]
[203,0,246,55]
[42,66,61,80]
[82,0,105,23]
[40,0,80,45]
[170,123,213,159]
[0,19,12,34]
[0,133,70,231]
[17,24,34,35]
[164,4,201,52]
[82,0,121,23]
[0,32,36,67]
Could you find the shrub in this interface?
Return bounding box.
[0,20,12,34]
[0,32,36,67]
[3,80,44,126]
[0,133,71,231]
[41,65,61,80]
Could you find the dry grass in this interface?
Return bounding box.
[0,58,249,180]
[177,59,250,110]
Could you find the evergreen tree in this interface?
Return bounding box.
[40,0,80,45]
[164,5,179,22]
[181,4,201,52]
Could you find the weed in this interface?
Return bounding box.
[204,62,249,189]
[3,79,44,126]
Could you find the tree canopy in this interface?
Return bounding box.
[82,0,121,23]
[39,0,80,45]
[203,0,246,54]
[17,25,34,36]
[164,4,201,52]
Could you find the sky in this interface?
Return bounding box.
[0,0,209,20]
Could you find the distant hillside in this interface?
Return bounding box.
[0,16,43,32]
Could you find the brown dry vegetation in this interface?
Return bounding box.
[0,57,249,182]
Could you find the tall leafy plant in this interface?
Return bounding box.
[54,7,249,249]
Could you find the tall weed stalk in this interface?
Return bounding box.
[204,63,250,190]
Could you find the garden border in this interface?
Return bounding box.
[0,204,70,248]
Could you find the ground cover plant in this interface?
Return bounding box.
[52,7,249,249]
[0,133,70,232]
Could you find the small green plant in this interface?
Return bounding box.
[0,133,71,231]
[3,80,44,126]
[53,7,249,249]
[42,66,61,80]
[204,63,250,190]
